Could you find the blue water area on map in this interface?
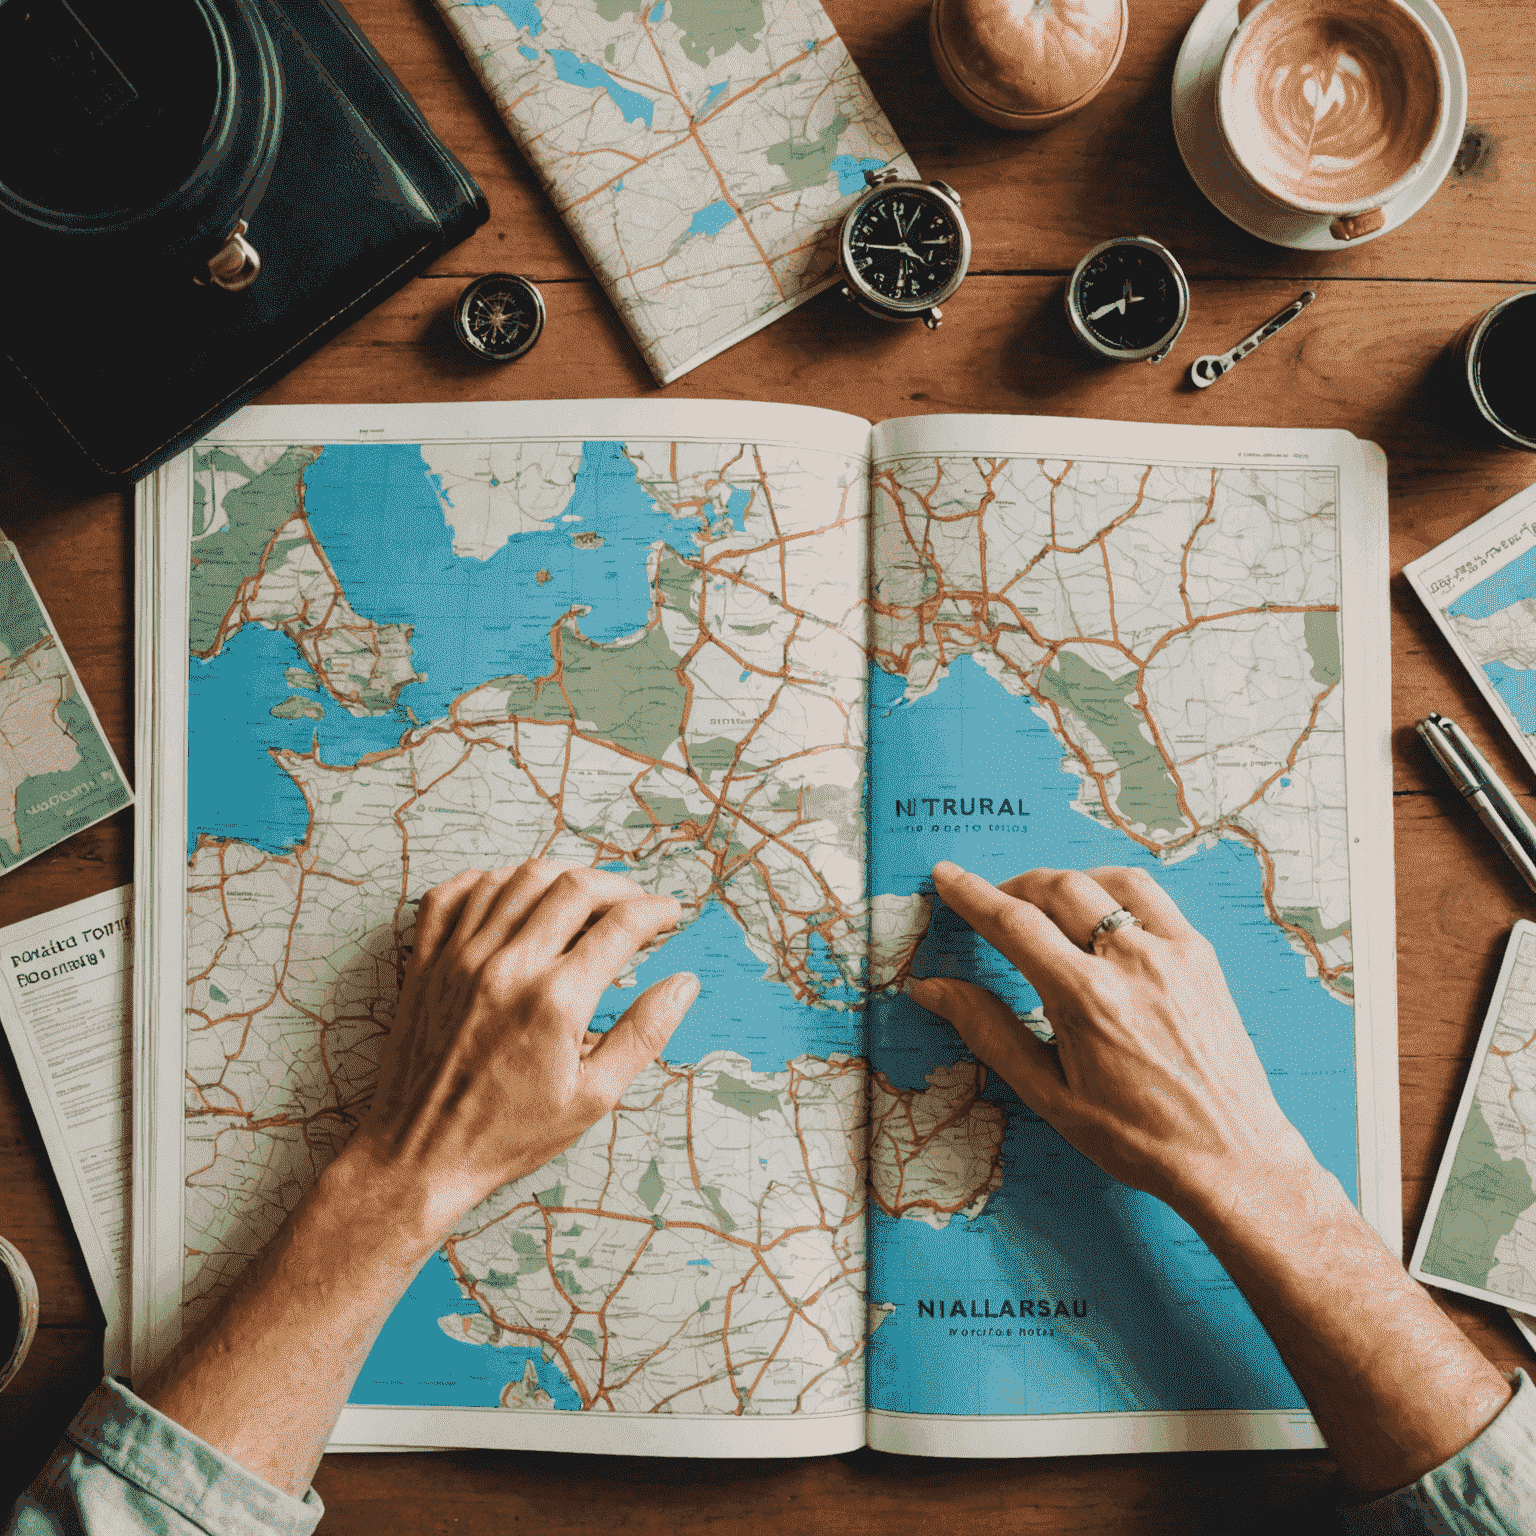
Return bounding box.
[461,0,542,34]
[351,1252,581,1409]
[1447,543,1536,622]
[518,43,538,60]
[864,656,1357,1415]
[682,200,737,241]
[549,49,654,126]
[188,440,696,855]
[1482,661,1536,732]
[302,440,693,726]
[698,80,729,115]
[832,154,885,195]
[186,624,415,856]
[589,900,864,1071]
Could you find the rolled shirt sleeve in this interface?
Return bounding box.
[6,1376,323,1536]
[1339,1369,1536,1536]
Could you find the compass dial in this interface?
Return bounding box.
[454,273,546,363]
[844,187,966,309]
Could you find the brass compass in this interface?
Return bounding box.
[453,272,547,362]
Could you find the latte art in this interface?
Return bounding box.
[1222,0,1442,211]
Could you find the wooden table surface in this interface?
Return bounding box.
[3,0,1534,1528]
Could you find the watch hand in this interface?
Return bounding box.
[862,242,930,263]
[1087,298,1127,321]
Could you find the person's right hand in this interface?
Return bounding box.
[907,861,1318,1223]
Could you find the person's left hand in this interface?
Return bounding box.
[343,860,698,1250]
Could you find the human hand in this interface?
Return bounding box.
[343,860,698,1252]
[906,862,1316,1223]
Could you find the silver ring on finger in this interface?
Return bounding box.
[1087,906,1144,950]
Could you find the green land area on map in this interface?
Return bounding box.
[1422,1100,1536,1290]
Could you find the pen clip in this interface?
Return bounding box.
[1417,716,1481,794]
[1436,714,1536,849]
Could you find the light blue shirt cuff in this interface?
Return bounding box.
[1339,1369,1536,1536]
[7,1375,323,1536]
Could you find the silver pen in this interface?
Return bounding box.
[1418,712,1536,892]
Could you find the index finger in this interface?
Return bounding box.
[558,894,685,1016]
[931,861,1089,996]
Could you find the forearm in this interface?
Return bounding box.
[1185,1153,1512,1499]
[142,1149,437,1497]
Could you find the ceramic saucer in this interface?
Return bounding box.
[1171,0,1468,250]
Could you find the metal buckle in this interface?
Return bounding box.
[195,219,260,292]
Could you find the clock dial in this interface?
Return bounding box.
[455,273,546,362]
[1074,246,1181,352]
[846,189,964,307]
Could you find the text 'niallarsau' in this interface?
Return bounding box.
[918,1298,1089,1320]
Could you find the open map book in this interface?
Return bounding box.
[133,400,1396,1459]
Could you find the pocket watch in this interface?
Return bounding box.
[838,168,971,331]
[453,272,547,362]
[1065,236,1189,364]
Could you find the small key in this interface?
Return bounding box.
[1190,291,1316,389]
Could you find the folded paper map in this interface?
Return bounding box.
[1412,921,1536,1315]
[431,0,915,383]
[0,541,130,871]
[134,400,1396,1459]
[1404,482,1536,785]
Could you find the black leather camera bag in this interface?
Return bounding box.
[0,0,488,478]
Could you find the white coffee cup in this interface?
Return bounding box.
[1216,0,1448,241]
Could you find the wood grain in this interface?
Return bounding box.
[3,0,1535,1526]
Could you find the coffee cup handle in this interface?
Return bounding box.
[1329,207,1388,241]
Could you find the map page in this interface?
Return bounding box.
[1404,481,1536,786]
[432,0,914,383]
[1412,920,1536,1311]
[860,413,1393,1458]
[153,399,905,1456]
[0,541,130,873]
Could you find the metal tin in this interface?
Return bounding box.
[0,1234,38,1394]
[1065,235,1190,364]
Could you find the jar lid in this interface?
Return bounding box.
[930,0,1129,130]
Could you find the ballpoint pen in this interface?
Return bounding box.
[1417,712,1536,893]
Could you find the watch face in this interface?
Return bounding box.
[454,273,546,363]
[844,187,966,309]
[1072,243,1184,354]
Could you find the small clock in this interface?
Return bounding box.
[1065,237,1189,364]
[453,272,547,363]
[838,168,970,331]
